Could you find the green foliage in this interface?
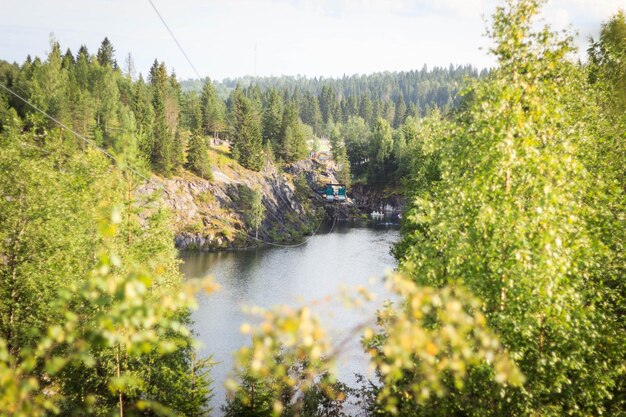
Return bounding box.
[300,92,323,136]
[262,88,284,148]
[0,37,225,180]
[244,186,266,239]
[589,9,626,114]
[340,116,370,177]
[149,60,175,174]
[229,87,264,171]
[364,276,524,415]
[368,118,395,183]
[183,65,479,125]
[200,78,226,138]
[278,100,308,163]
[334,140,351,187]
[0,127,214,416]
[395,1,626,415]
[229,305,335,416]
[186,132,212,180]
[223,364,349,417]
[223,369,285,417]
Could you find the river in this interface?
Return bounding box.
[180,219,400,413]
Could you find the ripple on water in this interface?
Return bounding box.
[180,223,399,414]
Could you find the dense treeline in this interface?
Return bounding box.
[0,38,224,177]
[224,2,626,416]
[1,1,624,416]
[0,126,213,413]
[218,68,477,182]
[184,66,483,180]
[182,65,483,121]
[0,37,218,417]
[0,38,482,178]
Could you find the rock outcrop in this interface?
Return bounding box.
[139,158,346,251]
[349,183,405,213]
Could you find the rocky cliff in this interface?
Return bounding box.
[349,183,405,213]
[139,153,348,251]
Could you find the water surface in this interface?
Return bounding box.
[180,220,399,412]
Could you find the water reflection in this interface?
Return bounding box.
[180,221,399,413]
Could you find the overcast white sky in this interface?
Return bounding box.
[1,0,624,80]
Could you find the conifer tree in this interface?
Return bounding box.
[319,85,336,125]
[368,118,394,182]
[133,74,155,164]
[92,59,119,144]
[96,37,116,68]
[29,38,69,124]
[341,116,370,177]
[300,91,322,135]
[358,93,374,126]
[335,139,351,186]
[262,88,283,148]
[149,60,172,173]
[279,100,307,163]
[393,92,407,128]
[229,86,263,171]
[185,92,212,179]
[200,78,226,139]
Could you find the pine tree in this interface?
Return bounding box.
[335,139,351,186]
[393,92,407,128]
[166,71,183,170]
[300,92,322,135]
[229,86,263,171]
[185,91,212,179]
[92,59,119,144]
[96,37,116,68]
[262,88,283,148]
[368,118,394,182]
[279,100,307,163]
[319,85,336,125]
[149,60,172,174]
[341,116,370,177]
[200,78,226,139]
[30,38,69,124]
[247,187,266,239]
[133,74,155,164]
[61,48,74,69]
[358,94,373,126]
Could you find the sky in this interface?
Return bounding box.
[1,0,624,81]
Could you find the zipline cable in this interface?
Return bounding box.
[0,82,153,186]
[0,82,332,249]
[147,0,203,80]
[144,0,338,248]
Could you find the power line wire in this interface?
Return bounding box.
[4,0,337,249]
[1,81,331,248]
[145,0,338,248]
[147,0,202,80]
[0,82,153,186]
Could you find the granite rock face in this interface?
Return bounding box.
[138,159,344,251]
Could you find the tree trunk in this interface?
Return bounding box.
[116,344,124,417]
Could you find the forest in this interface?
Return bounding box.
[0,39,476,185]
[1,0,625,416]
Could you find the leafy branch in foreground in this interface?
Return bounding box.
[226,274,521,417]
[0,208,217,417]
[0,124,217,416]
[364,275,524,415]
